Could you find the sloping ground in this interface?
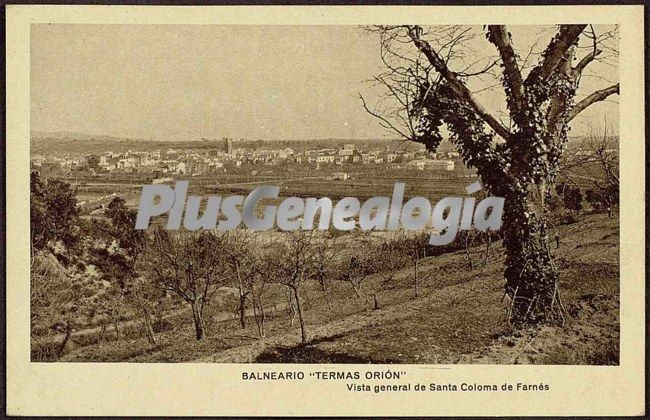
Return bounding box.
[459,294,619,365]
[251,214,620,365]
[60,213,619,364]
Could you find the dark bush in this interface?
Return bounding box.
[152,318,174,333]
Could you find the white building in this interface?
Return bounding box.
[153,177,174,185]
[176,162,187,174]
[407,159,455,171]
[316,154,335,164]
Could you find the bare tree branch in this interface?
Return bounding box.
[573,48,602,76]
[486,25,525,113]
[526,25,587,83]
[406,25,513,141]
[359,93,413,140]
[568,83,619,121]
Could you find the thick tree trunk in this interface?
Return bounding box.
[291,285,309,344]
[142,306,157,345]
[191,301,205,340]
[502,188,562,325]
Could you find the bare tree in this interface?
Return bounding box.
[90,197,159,345]
[250,269,268,338]
[337,252,374,303]
[312,237,340,310]
[143,229,227,340]
[562,124,619,217]
[125,276,160,346]
[94,284,125,342]
[222,231,257,330]
[264,231,319,344]
[371,236,409,290]
[364,24,619,325]
[397,232,430,297]
[30,252,78,359]
[461,230,497,270]
[462,230,476,270]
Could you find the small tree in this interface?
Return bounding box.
[337,252,374,302]
[143,229,227,341]
[95,285,125,341]
[265,231,318,344]
[398,232,431,297]
[312,237,340,310]
[562,125,619,217]
[555,183,583,214]
[222,231,257,330]
[371,237,409,291]
[586,187,618,217]
[250,271,268,338]
[90,197,159,345]
[86,154,101,172]
[30,252,77,359]
[30,172,80,257]
[590,134,619,218]
[460,230,477,270]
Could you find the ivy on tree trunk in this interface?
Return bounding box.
[375,24,621,326]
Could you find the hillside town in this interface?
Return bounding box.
[30,138,461,179]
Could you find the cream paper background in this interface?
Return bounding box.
[5,5,645,416]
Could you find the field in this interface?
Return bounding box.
[52,212,619,364]
[58,163,479,215]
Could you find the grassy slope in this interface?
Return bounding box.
[60,213,619,364]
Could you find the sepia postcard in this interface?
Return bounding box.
[5,4,645,417]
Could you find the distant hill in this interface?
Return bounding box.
[30,131,618,157]
[30,130,402,144]
[30,131,425,155]
[30,131,149,142]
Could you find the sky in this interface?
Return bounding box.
[31,24,618,141]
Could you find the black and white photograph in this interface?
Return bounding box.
[5,3,646,417]
[29,22,623,365]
